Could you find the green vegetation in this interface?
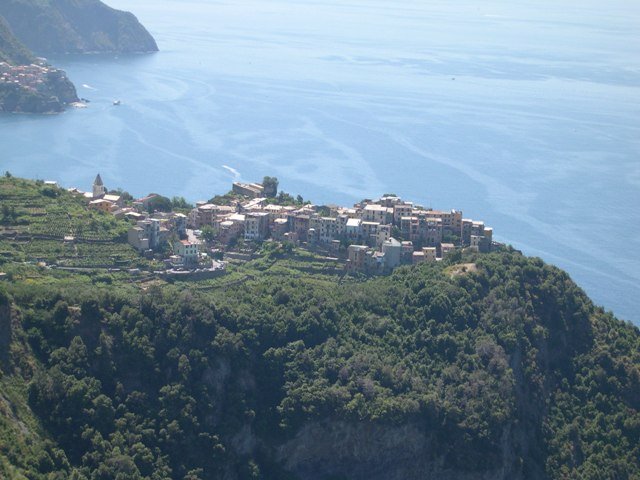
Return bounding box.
[0,247,638,478]
[145,195,172,214]
[266,191,308,207]
[206,189,306,207]
[0,176,637,479]
[200,225,215,242]
[109,190,133,203]
[261,176,278,198]
[0,0,156,112]
[171,196,193,211]
[0,15,34,65]
[0,177,141,269]
[0,0,158,56]
[208,191,245,206]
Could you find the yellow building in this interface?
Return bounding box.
[88,199,113,213]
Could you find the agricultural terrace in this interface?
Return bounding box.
[0,176,141,268]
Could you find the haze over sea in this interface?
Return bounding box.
[1,0,639,323]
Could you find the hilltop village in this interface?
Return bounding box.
[69,174,495,276]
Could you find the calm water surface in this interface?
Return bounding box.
[1,0,639,323]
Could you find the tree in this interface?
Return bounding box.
[262,176,279,197]
[171,196,193,210]
[146,195,172,213]
[1,204,13,224]
[316,205,331,217]
[109,189,133,202]
[200,225,215,243]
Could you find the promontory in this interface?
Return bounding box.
[0,0,157,113]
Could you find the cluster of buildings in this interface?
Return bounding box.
[65,175,495,275]
[231,182,267,198]
[68,175,196,269]
[0,62,64,93]
[188,183,494,274]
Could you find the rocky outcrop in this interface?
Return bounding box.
[40,67,78,104]
[0,0,158,55]
[275,420,529,480]
[0,66,78,113]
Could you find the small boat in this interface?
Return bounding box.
[113,100,121,106]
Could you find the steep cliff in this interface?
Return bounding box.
[276,420,524,480]
[0,15,33,65]
[0,0,158,55]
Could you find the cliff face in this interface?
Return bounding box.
[0,0,158,55]
[276,421,524,480]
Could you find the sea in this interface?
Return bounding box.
[1,0,639,324]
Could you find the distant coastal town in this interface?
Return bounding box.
[0,61,79,112]
[0,61,56,88]
[58,174,495,277]
[0,61,70,97]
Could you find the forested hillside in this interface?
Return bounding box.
[0,0,158,55]
[0,15,33,65]
[0,243,638,479]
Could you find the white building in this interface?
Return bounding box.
[382,237,402,269]
[174,240,199,266]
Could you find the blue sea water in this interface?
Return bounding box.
[1,0,639,324]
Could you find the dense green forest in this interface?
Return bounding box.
[0,246,638,479]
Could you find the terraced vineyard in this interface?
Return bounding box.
[0,176,137,268]
[27,207,127,241]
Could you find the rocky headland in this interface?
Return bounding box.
[0,61,78,113]
[0,0,157,113]
[0,0,158,55]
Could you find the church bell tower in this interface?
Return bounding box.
[93,173,106,198]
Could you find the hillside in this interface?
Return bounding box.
[0,0,158,55]
[0,0,156,112]
[0,177,638,479]
[0,15,33,65]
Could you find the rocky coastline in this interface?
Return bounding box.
[0,62,78,113]
[0,0,156,113]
